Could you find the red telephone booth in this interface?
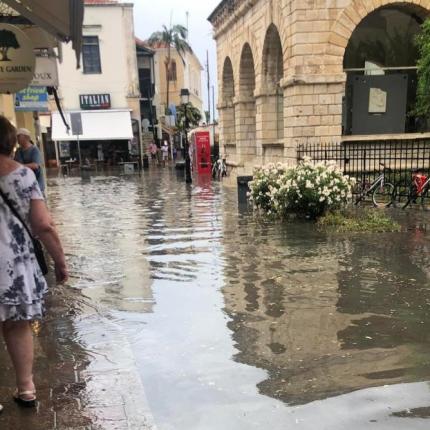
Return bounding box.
[192,131,212,175]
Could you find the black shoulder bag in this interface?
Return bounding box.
[0,187,49,275]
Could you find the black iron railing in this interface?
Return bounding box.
[297,140,430,196]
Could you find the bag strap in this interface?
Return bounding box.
[0,186,35,241]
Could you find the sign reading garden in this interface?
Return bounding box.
[0,24,35,94]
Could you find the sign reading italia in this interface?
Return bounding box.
[80,94,111,110]
[0,24,36,94]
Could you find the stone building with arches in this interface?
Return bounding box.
[209,0,430,169]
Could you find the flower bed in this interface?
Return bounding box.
[249,158,356,219]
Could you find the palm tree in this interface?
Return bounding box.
[147,24,192,115]
[176,102,202,131]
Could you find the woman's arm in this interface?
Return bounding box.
[29,200,68,283]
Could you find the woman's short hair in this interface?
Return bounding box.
[0,116,16,156]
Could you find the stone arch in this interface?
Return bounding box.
[327,0,430,61]
[340,3,430,135]
[222,56,235,104]
[221,56,237,151]
[239,43,256,97]
[237,43,257,162]
[262,24,284,140]
[261,0,289,73]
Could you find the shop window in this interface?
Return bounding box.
[168,60,177,81]
[83,36,102,74]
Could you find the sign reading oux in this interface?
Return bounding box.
[0,24,35,94]
[31,56,59,87]
[80,94,111,110]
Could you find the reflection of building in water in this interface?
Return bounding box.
[49,178,156,314]
[336,233,430,374]
[221,207,430,405]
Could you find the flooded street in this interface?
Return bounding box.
[46,169,430,429]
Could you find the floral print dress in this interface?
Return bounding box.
[0,167,47,321]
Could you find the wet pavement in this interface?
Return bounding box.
[3,168,430,429]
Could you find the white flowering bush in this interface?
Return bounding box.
[249,158,355,219]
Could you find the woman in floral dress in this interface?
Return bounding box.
[0,116,68,412]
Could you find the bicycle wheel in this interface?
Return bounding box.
[420,187,430,211]
[352,181,365,205]
[372,182,395,207]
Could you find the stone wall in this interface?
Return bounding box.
[209,0,430,172]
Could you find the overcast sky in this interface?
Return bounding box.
[130,0,221,119]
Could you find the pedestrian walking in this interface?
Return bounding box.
[14,128,45,195]
[161,141,169,167]
[0,116,68,413]
[149,141,158,166]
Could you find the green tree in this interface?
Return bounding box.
[0,29,19,61]
[147,24,192,115]
[176,102,202,131]
[415,19,430,118]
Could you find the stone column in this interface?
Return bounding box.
[255,84,285,165]
[282,74,347,159]
[218,101,237,162]
[234,95,257,167]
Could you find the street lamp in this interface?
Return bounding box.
[180,88,192,184]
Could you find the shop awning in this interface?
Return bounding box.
[2,0,84,64]
[51,110,134,141]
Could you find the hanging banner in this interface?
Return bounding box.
[31,56,58,87]
[0,24,36,94]
[15,86,49,111]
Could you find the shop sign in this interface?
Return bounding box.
[80,94,111,110]
[15,86,48,112]
[31,56,58,87]
[0,24,35,94]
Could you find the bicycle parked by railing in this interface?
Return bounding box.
[396,168,430,210]
[354,163,395,207]
[212,156,228,180]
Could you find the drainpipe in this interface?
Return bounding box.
[33,111,47,192]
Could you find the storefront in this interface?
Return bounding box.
[51,109,135,166]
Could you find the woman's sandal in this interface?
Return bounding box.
[13,390,37,408]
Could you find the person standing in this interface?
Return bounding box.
[161,141,169,167]
[0,116,68,413]
[149,141,158,166]
[14,128,45,195]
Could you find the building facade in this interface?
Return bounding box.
[52,0,141,165]
[151,44,204,123]
[209,0,430,171]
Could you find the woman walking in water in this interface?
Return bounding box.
[0,116,68,412]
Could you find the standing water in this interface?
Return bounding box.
[47,169,430,430]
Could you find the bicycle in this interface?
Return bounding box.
[212,156,228,180]
[354,163,395,207]
[397,169,430,210]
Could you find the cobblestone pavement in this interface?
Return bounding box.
[0,280,156,430]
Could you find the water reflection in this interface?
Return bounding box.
[221,196,430,406]
[44,170,430,429]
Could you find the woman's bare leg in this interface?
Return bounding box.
[2,321,35,399]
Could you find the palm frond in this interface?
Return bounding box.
[172,24,188,40]
[147,31,164,45]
